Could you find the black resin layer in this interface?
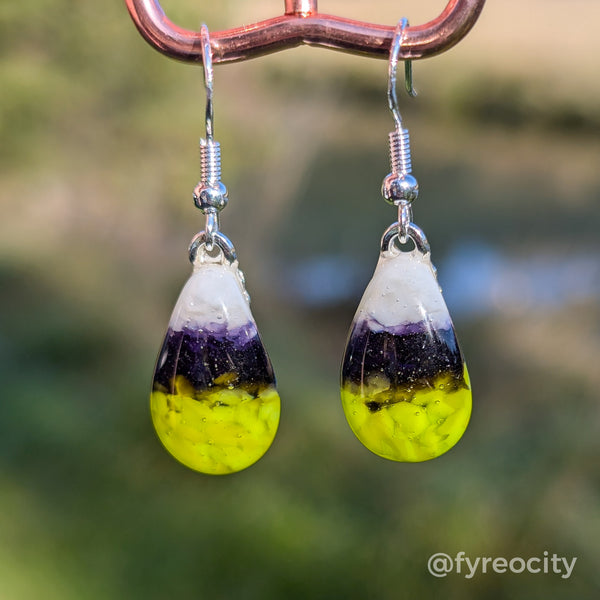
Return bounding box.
[342,319,465,390]
[153,324,275,394]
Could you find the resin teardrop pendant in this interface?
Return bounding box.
[151,250,280,474]
[341,236,471,462]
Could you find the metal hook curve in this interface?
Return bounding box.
[200,24,214,140]
[388,19,416,131]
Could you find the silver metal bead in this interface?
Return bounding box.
[382,172,419,205]
[193,181,228,212]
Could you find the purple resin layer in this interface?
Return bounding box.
[342,318,465,389]
[153,324,275,394]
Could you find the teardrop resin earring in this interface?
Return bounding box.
[150,26,280,474]
[340,20,471,462]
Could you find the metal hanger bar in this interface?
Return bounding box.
[124,0,486,64]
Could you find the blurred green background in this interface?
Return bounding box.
[1,1,598,598]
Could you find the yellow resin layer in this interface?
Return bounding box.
[341,369,471,462]
[151,375,280,474]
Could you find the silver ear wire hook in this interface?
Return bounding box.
[404,53,416,98]
[402,27,417,100]
[192,24,233,261]
[388,18,416,130]
[200,24,214,140]
[382,18,419,245]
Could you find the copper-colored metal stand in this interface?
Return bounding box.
[124,0,486,64]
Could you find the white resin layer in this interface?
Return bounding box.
[169,260,253,331]
[355,249,452,331]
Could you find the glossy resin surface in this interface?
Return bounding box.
[341,247,471,462]
[151,256,279,474]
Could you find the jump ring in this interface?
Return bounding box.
[189,230,237,264]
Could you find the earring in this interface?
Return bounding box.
[340,20,472,463]
[150,26,280,475]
